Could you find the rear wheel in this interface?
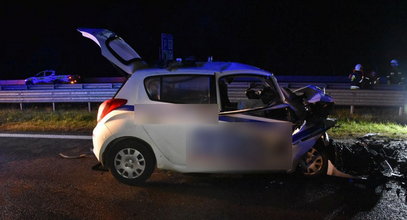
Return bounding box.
[106,139,156,185]
[301,146,328,176]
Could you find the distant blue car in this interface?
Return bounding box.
[25,70,80,85]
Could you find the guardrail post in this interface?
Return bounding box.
[350,105,354,114]
[19,103,23,111]
[405,93,407,115]
[399,106,403,116]
[52,102,55,112]
[88,102,91,112]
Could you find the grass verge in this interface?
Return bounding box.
[328,108,407,138]
[329,120,407,138]
[0,108,405,138]
[0,110,96,134]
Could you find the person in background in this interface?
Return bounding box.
[349,64,364,89]
[386,59,405,85]
[360,69,380,89]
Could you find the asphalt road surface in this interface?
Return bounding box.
[0,136,406,219]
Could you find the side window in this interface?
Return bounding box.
[145,77,161,100]
[219,75,279,111]
[144,75,216,104]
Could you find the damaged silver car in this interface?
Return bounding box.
[78,28,352,185]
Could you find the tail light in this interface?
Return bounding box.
[97,98,127,122]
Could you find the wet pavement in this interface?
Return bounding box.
[0,136,406,219]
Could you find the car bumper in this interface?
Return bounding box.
[92,122,113,162]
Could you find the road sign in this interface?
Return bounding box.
[161,33,173,61]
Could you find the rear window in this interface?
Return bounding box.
[144,75,216,104]
[108,37,140,63]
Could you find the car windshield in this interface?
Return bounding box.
[219,75,280,112]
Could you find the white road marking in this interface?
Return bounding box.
[0,133,92,140]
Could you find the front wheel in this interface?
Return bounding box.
[106,139,156,185]
[301,146,328,176]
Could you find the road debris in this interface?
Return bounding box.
[332,134,407,182]
[58,153,89,159]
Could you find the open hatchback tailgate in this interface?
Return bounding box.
[77,28,146,74]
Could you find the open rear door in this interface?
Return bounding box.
[77,28,146,74]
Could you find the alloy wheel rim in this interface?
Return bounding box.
[304,148,324,175]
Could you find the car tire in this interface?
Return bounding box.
[53,79,61,84]
[300,145,328,177]
[106,139,156,185]
[25,81,33,85]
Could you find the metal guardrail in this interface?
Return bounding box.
[0,82,404,91]
[0,83,122,111]
[0,84,119,111]
[224,82,407,115]
[325,89,407,115]
[0,83,123,90]
[0,89,117,103]
[0,83,405,115]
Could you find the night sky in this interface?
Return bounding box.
[2,1,407,79]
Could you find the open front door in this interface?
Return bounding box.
[77,28,146,74]
[184,72,293,172]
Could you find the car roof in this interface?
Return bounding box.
[132,62,273,78]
